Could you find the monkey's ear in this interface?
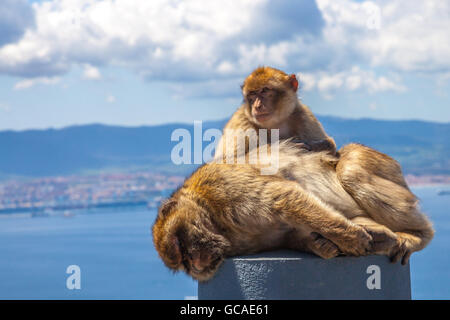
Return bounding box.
[171,236,183,266]
[158,199,177,217]
[289,74,299,92]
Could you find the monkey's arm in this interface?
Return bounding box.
[295,104,337,153]
[264,180,372,256]
[309,137,336,153]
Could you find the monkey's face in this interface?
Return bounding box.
[245,83,297,128]
[153,200,227,281]
[242,67,299,128]
[157,223,226,281]
[247,87,280,124]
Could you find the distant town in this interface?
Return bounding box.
[0,171,449,217]
[404,174,450,187]
[0,172,185,215]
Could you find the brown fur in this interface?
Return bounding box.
[153,142,375,281]
[215,66,434,265]
[336,143,434,264]
[153,66,434,281]
[242,66,292,95]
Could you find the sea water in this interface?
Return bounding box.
[0,186,448,299]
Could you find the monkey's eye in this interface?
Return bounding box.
[260,87,271,95]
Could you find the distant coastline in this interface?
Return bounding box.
[0,171,183,216]
[1,171,449,216]
[405,174,450,187]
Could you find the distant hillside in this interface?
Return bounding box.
[0,116,448,178]
[320,116,450,176]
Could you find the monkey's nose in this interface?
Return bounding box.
[255,104,265,112]
[191,264,203,273]
[190,252,206,273]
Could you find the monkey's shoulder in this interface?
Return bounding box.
[288,103,332,142]
[224,105,255,131]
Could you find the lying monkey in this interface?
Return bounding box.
[152,142,433,281]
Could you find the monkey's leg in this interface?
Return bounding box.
[265,180,373,257]
[337,143,410,188]
[336,143,434,261]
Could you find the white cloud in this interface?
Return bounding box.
[0,103,11,112]
[299,67,406,98]
[83,64,101,80]
[317,0,450,73]
[216,61,234,75]
[106,95,115,103]
[13,76,61,90]
[317,74,344,93]
[0,0,333,81]
[0,0,448,96]
[298,73,316,92]
[0,0,264,79]
[170,78,242,99]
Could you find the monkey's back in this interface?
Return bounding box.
[250,142,366,218]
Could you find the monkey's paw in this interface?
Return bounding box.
[309,232,340,259]
[332,226,373,257]
[389,235,413,265]
[365,227,398,255]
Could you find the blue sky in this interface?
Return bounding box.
[0,0,449,130]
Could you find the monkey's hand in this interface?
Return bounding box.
[290,137,337,154]
[329,226,373,257]
[290,137,312,151]
[308,139,337,153]
[389,232,416,265]
[364,227,398,256]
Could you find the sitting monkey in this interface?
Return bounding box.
[214,66,336,161]
[152,142,433,281]
[214,66,434,265]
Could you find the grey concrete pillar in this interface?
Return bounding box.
[198,250,411,300]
